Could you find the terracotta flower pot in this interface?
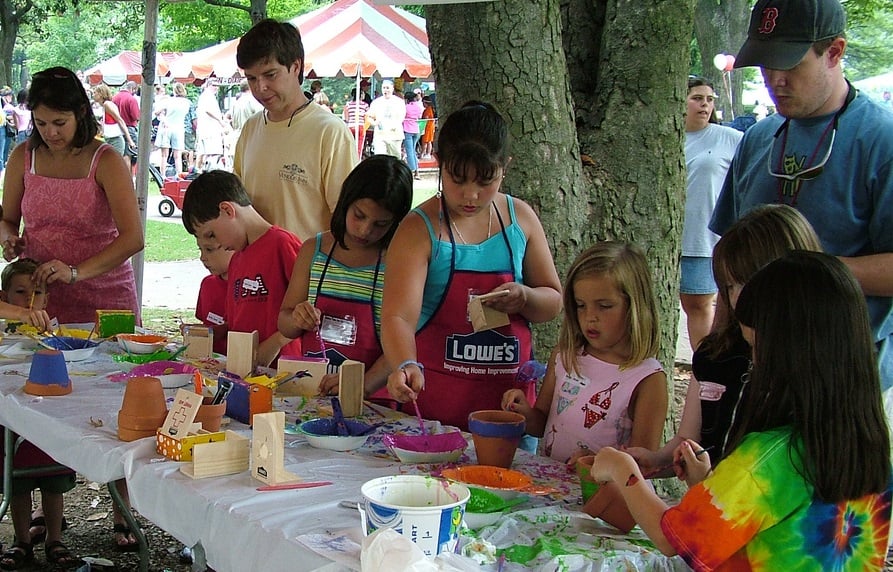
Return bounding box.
[24,350,72,396]
[118,376,168,441]
[194,397,225,432]
[468,410,526,469]
[581,481,636,533]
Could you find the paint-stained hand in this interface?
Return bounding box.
[387,365,423,402]
[674,439,711,487]
[481,282,527,315]
[2,235,25,261]
[290,301,322,333]
[317,373,340,396]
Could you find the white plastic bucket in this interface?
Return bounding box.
[361,475,470,556]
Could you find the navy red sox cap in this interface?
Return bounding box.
[735,0,845,70]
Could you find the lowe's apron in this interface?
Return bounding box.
[413,199,534,431]
[302,241,388,399]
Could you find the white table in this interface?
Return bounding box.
[0,339,685,572]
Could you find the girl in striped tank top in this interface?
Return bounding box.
[278,155,413,398]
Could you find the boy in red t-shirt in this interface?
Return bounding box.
[182,170,302,367]
[194,236,233,355]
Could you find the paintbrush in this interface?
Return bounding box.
[642,446,714,479]
[22,331,57,351]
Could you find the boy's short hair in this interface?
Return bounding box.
[181,170,252,235]
[236,19,306,83]
[1,258,39,291]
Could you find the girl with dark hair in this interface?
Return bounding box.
[628,204,823,475]
[590,251,892,570]
[278,155,413,397]
[381,101,562,431]
[0,66,144,553]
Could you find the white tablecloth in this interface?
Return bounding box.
[0,337,686,571]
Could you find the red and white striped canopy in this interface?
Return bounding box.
[85,51,182,86]
[294,0,431,79]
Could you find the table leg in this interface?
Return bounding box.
[0,427,14,522]
[191,542,207,572]
[107,481,149,572]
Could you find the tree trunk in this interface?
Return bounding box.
[428,0,691,495]
[0,0,25,88]
[427,0,589,360]
[693,0,749,120]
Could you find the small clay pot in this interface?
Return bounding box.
[575,455,600,503]
[119,376,167,417]
[468,410,526,469]
[25,350,72,396]
[581,481,636,533]
[194,397,225,432]
[118,376,168,441]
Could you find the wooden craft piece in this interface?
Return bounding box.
[468,291,510,332]
[227,330,259,378]
[179,431,249,479]
[251,411,299,485]
[338,360,365,417]
[95,310,135,338]
[156,389,227,462]
[276,357,330,396]
[182,325,213,359]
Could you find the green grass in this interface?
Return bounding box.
[144,219,196,262]
[141,307,188,338]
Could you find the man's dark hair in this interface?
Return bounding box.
[237,19,306,83]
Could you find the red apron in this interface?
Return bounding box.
[301,245,387,399]
[413,206,534,431]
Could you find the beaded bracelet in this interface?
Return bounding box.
[396,359,424,372]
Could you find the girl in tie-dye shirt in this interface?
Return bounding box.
[590,252,892,571]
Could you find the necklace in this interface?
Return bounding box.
[263,97,313,126]
[450,204,493,245]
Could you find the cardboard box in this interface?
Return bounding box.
[156,389,226,461]
[95,310,136,338]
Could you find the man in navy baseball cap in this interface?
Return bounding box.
[734,0,845,71]
[711,0,893,421]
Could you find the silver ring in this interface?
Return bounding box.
[50,267,56,273]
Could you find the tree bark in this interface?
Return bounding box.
[0,0,32,88]
[427,0,588,359]
[428,1,691,495]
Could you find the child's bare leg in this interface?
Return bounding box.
[40,491,65,545]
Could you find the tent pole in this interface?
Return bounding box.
[134,0,160,317]
[354,67,361,159]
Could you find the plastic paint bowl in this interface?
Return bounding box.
[117,334,168,355]
[299,418,370,451]
[361,475,469,556]
[382,432,468,464]
[128,360,198,389]
[440,465,532,500]
[41,336,99,362]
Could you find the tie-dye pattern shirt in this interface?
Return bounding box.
[661,428,892,571]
